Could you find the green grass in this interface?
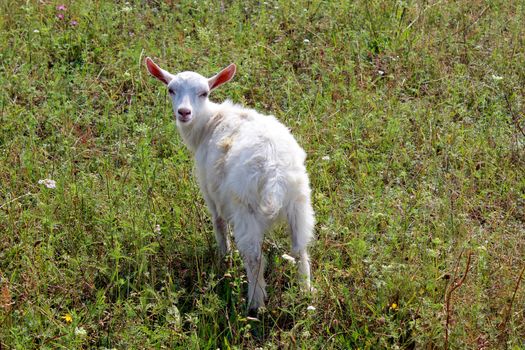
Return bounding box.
[1,0,524,348]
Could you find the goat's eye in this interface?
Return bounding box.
[168,88,175,95]
[199,91,208,98]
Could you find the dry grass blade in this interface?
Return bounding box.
[444,251,473,350]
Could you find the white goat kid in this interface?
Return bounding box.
[146,57,315,310]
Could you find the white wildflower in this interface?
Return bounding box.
[303,38,310,43]
[281,253,296,265]
[491,74,503,81]
[321,155,330,161]
[378,70,385,76]
[33,29,40,33]
[301,330,311,338]
[154,224,161,234]
[307,305,316,311]
[122,5,132,13]
[38,179,56,189]
[166,305,181,328]
[74,326,87,337]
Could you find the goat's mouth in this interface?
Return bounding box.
[177,115,192,123]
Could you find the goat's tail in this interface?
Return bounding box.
[259,177,287,219]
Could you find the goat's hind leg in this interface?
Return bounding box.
[233,212,267,310]
[287,197,315,292]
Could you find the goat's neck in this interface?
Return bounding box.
[178,102,221,153]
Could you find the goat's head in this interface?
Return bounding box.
[146,57,236,125]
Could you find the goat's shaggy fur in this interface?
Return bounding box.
[146,58,315,309]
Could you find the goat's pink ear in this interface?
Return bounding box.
[208,63,236,90]
[145,57,173,85]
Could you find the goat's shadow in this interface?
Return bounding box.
[169,231,307,345]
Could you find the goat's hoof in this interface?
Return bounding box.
[247,300,266,313]
[247,307,259,318]
[300,283,316,295]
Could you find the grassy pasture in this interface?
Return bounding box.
[1,0,524,348]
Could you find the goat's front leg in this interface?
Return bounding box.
[213,216,230,257]
[201,190,231,257]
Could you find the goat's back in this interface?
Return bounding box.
[194,102,309,223]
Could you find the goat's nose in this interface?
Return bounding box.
[178,108,191,117]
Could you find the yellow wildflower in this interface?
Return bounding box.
[62,313,73,323]
[390,303,398,311]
